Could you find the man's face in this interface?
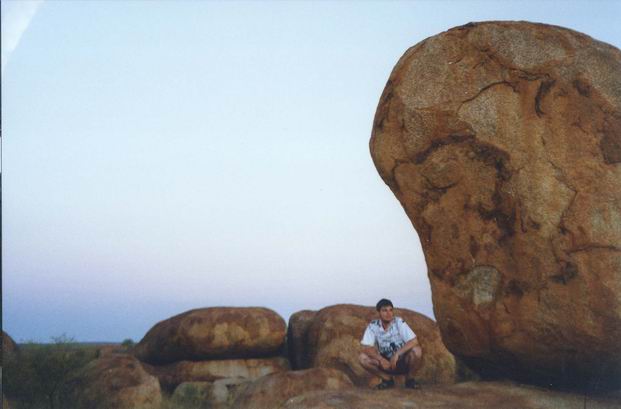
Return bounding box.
[379,306,394,323]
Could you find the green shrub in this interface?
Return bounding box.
[4,335,95,409]
[121,338,135,350]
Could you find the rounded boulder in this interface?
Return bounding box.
[135,307,286,364]
[68,354,161,409]
[233,368,353,409]
[304,304,460,386]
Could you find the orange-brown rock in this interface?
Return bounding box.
[68,354,161,409]
[370,21,621,389]
[144,357,289,392]
[283,381,621,409]
[134,307,286,364]
[2,331,18,356]
[287,310,317,369]
[233,368,354,409]
[303,304,460,386]
[171,378,252,409]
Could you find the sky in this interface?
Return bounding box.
[2,0,620,343]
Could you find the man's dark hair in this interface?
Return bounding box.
[376,298,393,311]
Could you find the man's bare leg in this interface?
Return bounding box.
[403,347,423,387]
[358,352,392,381]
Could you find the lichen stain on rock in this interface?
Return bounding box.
[454,265,502,307]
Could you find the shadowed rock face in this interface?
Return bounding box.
[370,21,621,389]
[297,304,461,386]
[134,307,286,365]
[287,310,317,370]
[143,357,289,392]
[283,381,621,409]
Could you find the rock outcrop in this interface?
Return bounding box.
[370,21,621,389]
[291,304,460,386]
[283,381,621,409]
[67,354,161,409]
[233,368,353,409]
[2,331,18,356]
[135,307,286,365]
[144,357,289,391]
[136,307,289,395]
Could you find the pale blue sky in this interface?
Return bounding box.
[3,0,620,342]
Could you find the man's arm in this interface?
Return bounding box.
[395,337,420,357]
[361,345,384,361]
[361,345,392,370]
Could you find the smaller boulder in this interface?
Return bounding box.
[68,354,161,409]
[233,368,354,409]
[305,304,461,386]
[135,307,286,365]
[2,331,18,356]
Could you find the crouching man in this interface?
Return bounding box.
[358,298,423,389]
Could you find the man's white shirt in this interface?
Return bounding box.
[361,317,416,359]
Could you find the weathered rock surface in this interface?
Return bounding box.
[2,331,18,356]
[171,378,252,409]
[300,304,460,386]
[171,382,213,409]
[233,368,354,409]
[370,21,621,389]
[284,381,621,409]
[67,354,161,409]
[144,357,289,392]
[287,310,317,369]
[135,307,286,365]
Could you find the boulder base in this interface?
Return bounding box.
[144,357,289,392]
[171,378,251,409]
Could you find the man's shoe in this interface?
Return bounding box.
[375,378,395,390]
[404,378,419,389]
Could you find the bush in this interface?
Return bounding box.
[3,335,96,409]
[121,338,135,350]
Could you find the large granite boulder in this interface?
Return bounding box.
[298,304,460,386]
[144,357,289,392]
[135,307,286,365]
[67,354,161,409]
[233,368,353,409]
[283,381,621,409]
[287,310,317,370]
[370,21,621,389]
